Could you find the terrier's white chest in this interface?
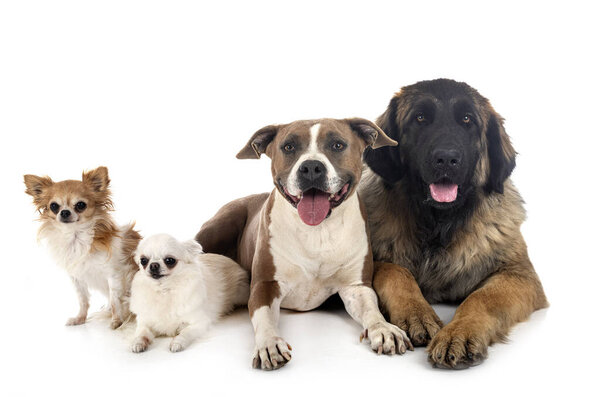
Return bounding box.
[268,193,369,311]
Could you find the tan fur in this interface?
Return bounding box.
[360,83,548,368]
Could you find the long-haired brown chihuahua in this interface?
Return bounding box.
[24,166,141,328]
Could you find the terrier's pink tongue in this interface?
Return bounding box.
[429,183,458,203]
[297,189,331,226]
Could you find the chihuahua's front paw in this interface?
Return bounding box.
[361,321,414,355]
[65,316,86,326]
[169,338,187,353]
[110,318,123,329]
[131,336,150,353]
[252,336,292,370]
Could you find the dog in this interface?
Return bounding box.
[360,78,548,368]
[130,234,249,353]
[24,166,141,328]
[196,117,412,370]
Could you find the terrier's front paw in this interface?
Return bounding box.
[169,339,186,353]
[361,321,414,355]
[131,337,151,353]
[66,316,86,326]
[252,336,292,370]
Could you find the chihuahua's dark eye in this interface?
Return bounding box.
[416,113,426,123]
[282,143,295,153]
[140,257,149,268]
[49,202,60,214]
[75,201,87,212]
[331,142,346,152]
[164,257,177,268]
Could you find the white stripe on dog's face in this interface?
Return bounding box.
[286,123,343,196]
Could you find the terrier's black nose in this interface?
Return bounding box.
[149,263,160,273]
[60,209,71,219]
[298,160,325,182]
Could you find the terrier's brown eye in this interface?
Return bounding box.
[416,113,425,123]
[283,143,295,153]
[332,142,346,151]
[462,114,471,124]
[75,201,87,212]
[49,202,59,214]
[164,257,177,268]
[140,257,149,267]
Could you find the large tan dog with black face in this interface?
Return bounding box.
[196,118,412,370]
[361,79,548,369]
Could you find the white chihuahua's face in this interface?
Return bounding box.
[135,234,203,280]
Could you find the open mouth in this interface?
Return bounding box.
[429,179,459,203]
[150,273,164,280]
[282,182,351,226]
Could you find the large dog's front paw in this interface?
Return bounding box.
[252,336,292,370]
[361,321,414,355]
[389,299,443,347]
[427,320,488,369]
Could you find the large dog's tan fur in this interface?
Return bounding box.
[360,80,548,368]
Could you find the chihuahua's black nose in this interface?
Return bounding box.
[149,263,160,273]
[60,209,71,219]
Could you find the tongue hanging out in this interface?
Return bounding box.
[429,183,458,203]
[297,188,331,226]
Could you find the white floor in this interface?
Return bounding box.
[3,252,582,397]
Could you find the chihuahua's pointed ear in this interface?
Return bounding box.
[82,166,110,192]
[182,240,204,263]
[24,174,54,198]
[346,118,397,149]
[236,125,280,159]
[484,113,516,194]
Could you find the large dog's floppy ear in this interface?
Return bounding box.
[363,95,404,183]
[484,113,516,194]
[345,118,397,149]
[236,125,280,159]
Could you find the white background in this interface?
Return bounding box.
[1,1,598,396]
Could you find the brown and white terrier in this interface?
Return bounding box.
[196,118,413,370]
[24,166,141,328]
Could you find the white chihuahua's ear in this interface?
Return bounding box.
[82,166,110,192]
[182,240,204,262]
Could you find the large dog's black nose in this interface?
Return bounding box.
[298,160,325,182]
[432,148,462,169]
[60,209,71,219]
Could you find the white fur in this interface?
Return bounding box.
[38,216,137,327]
[286,122,344,196]
[270,191,368,310]
[130,234,249,353]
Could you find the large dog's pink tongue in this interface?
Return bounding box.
[297,189,331,226]
[429,183,458,203]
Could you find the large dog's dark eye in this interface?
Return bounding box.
[416,113,426,123]
[462,114,472,124]
[282,143,295,153]
[164,257,177,269]
[331,141,346,152]
[140,257,149,268]
[49,202,60,214]
[74,201,87,212]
